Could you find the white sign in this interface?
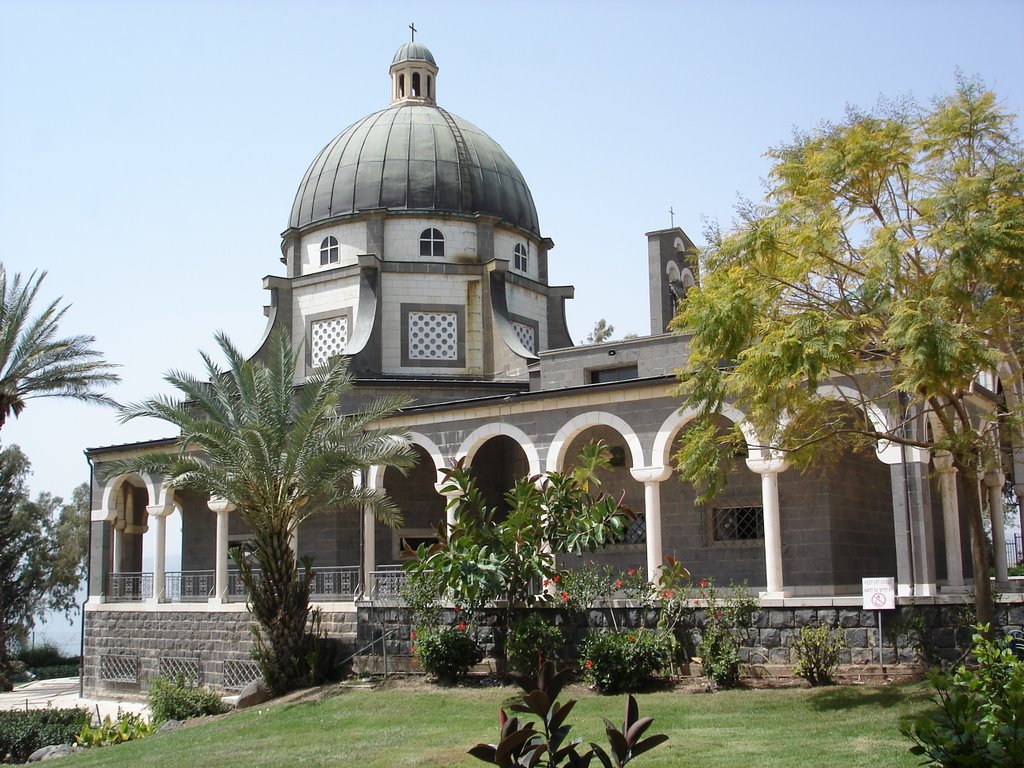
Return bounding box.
[862,577,896,610]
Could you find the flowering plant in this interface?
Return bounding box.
[580,629,673,694]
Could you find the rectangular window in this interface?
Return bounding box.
[710,506,764,543]
[590,365,638,384]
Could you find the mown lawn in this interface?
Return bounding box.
[67,680,936,767]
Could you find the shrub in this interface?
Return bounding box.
[0,708,89,763]
[901,625,1024,766]
[470,661,668,767]
[791,622,845,686]
[505,615,565,675]
[76,709,154,749]
[694,581,757,689]
[15,644,74,669]
[580,629,672,694]
[415,626,483,684]
[147,675,226,724]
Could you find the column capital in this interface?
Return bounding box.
[435,483,464,499]
[745,456,790,475]
[932,451,957,473]
[630,465,671,484]
[146,503,174,518]
[984,469,1006,489]
[207,496,236,514]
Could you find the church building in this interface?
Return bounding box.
[82,40,1020,694]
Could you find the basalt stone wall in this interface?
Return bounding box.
[83,608,357,697]
[355,601,1024,672]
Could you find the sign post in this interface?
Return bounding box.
[862,577,896,667]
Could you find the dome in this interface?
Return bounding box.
[392,41,436,66]
[288,104,540,235]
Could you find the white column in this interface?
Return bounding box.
[111,521,125,574]
[357,470,376,595]
[746,456,790,599]
[986,470,1009,582]
[933,452,965,588]
[147,505,172,603]
[207,497,235,604]
[631,466,671,583]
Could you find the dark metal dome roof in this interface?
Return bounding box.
[288,105,540,236]
[392,42,436,66]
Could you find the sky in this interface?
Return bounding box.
[2,0,1023,514]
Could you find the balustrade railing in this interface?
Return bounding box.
[165,571,215,602]
[106,565,364,604]
[369,565,410,599]
[107,572,153,602]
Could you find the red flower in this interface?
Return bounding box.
[628,634,636,642]
[627,568,636,576]
[553,574,560,584]
[453,606,460,613]
[662,589,674,600]
[411,645,416,654]
[699,578,709,588]
[561,591,569,602]
[543,578,549,587]
[585,659,593,669]
[694,599,700,606]
[615,580,624,588]
[714,610,722,619]
[411,630,417,640]
[457,622,467,631]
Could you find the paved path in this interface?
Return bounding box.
[0,677,148,722]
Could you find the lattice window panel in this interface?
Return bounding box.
[99,654,139,683]
[711,506,764,542]
[407,311,458,360]
[160,656,201,685]
[512,321,536,354]
[310,316,348,368]
[222,660,262,691]
[622,512,647,545]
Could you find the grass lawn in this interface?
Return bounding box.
[67,680,936,767]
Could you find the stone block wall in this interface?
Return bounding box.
[83,608,357,697]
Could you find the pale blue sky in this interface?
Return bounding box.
[2,0,1023,506]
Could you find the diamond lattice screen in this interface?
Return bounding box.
[408,311,458,360]
[512,322,536,353]
[311,317,348,368]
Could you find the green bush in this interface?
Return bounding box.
[901,625,1024,766]
[414,626,483,684]
[695,581,758,689]
[791,622,846,686]
[505,614,565,675]
[0,708,89,764]
[580,629,672,694]
[15,644,75,669]
[76,709,154,749]
[147,675,226,724]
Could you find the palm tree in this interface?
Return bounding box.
[0,267,120,431]
[112,330,416,694]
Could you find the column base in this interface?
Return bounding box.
[207,596,228,606]
[759,590,791,601]
[899,582,939,597]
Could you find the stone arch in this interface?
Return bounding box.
[456,422,541,477]
[650,403,754,469]
[546,412,644,473]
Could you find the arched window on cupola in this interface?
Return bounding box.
[320,236,339,265]
[513,243,528,272]
[427,75,432,99]
[398,74,405,98]
[412,72,421,97]
[420,228,444,258]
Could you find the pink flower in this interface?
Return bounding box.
[627,568,636,576]
[615,580,624,588]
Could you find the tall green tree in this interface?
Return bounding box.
[0,448,89,690]
[0,267,120,431]
[672,79,1024,627]
[112,330,416,694]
